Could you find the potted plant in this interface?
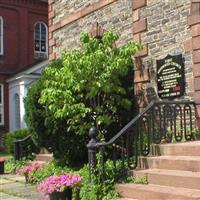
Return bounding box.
[37,174,82,200]
[16,162,42,183]
[0,158,5,174]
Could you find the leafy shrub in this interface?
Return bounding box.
[4,129,31,154]
[24,75,88,165]
[16,162,43,176]
[28,161,70,184]
[5,158,29,174]
[25,31,142,164]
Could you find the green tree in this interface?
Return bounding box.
[25,31,142,164]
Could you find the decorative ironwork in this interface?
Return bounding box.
[13,135,40,161]
[87,100,196,182]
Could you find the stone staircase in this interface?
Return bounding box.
[116,141,200,200]
[35,148,53,162]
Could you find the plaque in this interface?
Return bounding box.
[157,54,185,99]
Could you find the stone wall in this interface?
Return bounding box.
[134,0,193,109]
[48,0,200,127]
[49,0,133,59]
[53,0,100,24]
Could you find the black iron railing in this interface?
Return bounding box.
[13,135,40,161]
[87,100,196,182]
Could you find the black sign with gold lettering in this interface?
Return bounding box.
[157,54,185,99]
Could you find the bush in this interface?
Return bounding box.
[5,158,29,174]
[25,31,142,165]
[24,67,88,164]
[4,129,31,154]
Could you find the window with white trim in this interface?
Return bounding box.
[0,17,3,55]
[34,22,48,59]
[0,84,4,125]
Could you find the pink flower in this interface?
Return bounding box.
[37,174,82,196]
[16,162,43,175]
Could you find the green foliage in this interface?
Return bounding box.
[192,128,200,140]
[5,157,136,200]
[28,162,64,184]
[79,181,118,200]
[24,60,62,152]
[25,31,142,164]
[4,129,31,154]
[5,158,29,174]
[133,175,148,184]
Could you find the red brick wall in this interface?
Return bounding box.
[0,0,48,73]
[187,0,200,127]
[0,0,48,137]
[132,0,149,112]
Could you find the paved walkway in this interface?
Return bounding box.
[0,174,43,200]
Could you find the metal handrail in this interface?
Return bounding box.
[13,135,39,161]
[87,100,196,182]
[15,135,32,143]
[96,100,195,147]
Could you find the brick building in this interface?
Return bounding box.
[0,0,48,147]
[48,0,200,127]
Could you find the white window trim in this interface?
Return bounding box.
[34,21,48,56]
[0,84,4,126]
[0,16,3,55]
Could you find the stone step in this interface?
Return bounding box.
[133,169,200,190]
[35,153,53,162]
[139,156,200,171]
[117,198,138,200]
[116,184,200,200]
[152,141,200,156]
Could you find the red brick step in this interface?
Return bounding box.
[133,169,200,190]
[116,184,200,200]
[152,141,200,156]
[140,156,200,171]
[35,154,53,162]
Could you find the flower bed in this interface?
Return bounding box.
[16,162,43,183]
[16,162,42,175]
[37,174,82,199]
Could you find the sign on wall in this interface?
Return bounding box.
[157,54,185,99]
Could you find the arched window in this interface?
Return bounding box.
[14,94,20,129]
[0,16,3,55]
[34,22,48,59]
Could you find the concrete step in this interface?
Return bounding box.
[133,169,200,190]
[116,184,200,200]
[139,156,200,171]
[152,141,200,156]
[35,154,53,162]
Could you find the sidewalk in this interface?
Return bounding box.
[0,174,43,200]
